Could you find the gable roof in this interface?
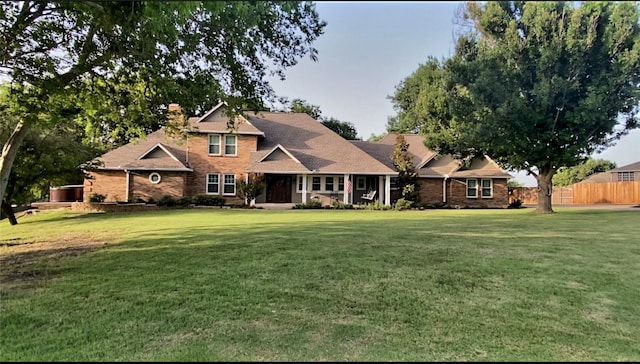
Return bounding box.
[579,171,612,183]
[89,129,192,172]
[609,161,640,172]
[352,133,511,179]
[246,112,396,175]
[187,103,264,136]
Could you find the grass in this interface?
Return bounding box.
[1,207,639,361]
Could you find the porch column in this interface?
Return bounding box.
[385,175,391,206]
[302,174,308,203]
[344,173,349,204]
[379,175,384,205]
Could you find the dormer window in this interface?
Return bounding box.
[208,134,237,156]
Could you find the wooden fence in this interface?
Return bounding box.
[510,181,640,205]
[572,181,640,204]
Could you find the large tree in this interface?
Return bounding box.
[0,1,326,214]
[552,158,617,186]
[390,1,640,213]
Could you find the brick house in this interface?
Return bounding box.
[579,161,640,183]
[83,103,511,207]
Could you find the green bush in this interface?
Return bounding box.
[236,175,265,202]
[393,198,413,211]
[331,200,354,209]
[191,194,225,206]
[293,200,323,209]
[508,199,523,209]
[89,193,106,203]
[176,197,192,207]
[157,195,177,207]
[132,197,146,203]
[365,200,390,210]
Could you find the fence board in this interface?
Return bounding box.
[572,181,640,204]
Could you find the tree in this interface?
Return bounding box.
[507,179,525,188]
[390,1,640,213]
[280,98,360,139]
[0,1,327,214]
[553,158,617,186]
[236,175,265,205]
[390,135,419,204]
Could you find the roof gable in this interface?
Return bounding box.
[138,143,182,163]
[610,161,640,172]
[187,103,264,136]
[259,144,302,164]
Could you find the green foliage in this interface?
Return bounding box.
[389,1,640,212]
[331,200,354,209]
[390,135,420,203]
[507,179,525,188]
[88,193,106,203]
[365,200,391,210]
[508,199,523,209]
[288,98,322,120]
[393,198,414,211]
[321,118,359,140]
[293,200,323,209]
[553,158,617,186]
[157,195,177,207]
[191,194,225,207]
[236,175,265,203]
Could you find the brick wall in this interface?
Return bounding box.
[417,178,445,205]
[83,171,127,202]
[185,133,258,205]
[131,171,187,202]
[447,178,508,208]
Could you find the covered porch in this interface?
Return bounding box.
[251,173,395,206]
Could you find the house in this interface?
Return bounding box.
[352,134,512,208]
[579,161,639,183]
[83,103,512,208]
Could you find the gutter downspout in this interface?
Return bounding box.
[125,169,131,203]
[443,174,449,204]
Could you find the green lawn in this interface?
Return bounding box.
[1,207,639,361]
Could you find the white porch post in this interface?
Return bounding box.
[302,174,308,203]
[385,175,391,206]
[343,173,349,204]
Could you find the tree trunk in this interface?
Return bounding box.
[535,167,556,214]
[1,120,29,218]
[1,199,18,225]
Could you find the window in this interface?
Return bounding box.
[207,174,219,194]
[356,176,366,190]
[298,176,304,192]
[223,174,236,195]
[224,135,237,155]
[338,177,344,191]
[312,176,321,191]
[325,176,334,191]
[149,172,161,184]
[481,179,493,198]
[390,177,399,190]
[618,172,635,181]
[466,179,478,198]
[208,134,220,155]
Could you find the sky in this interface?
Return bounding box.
[266,1,640,187]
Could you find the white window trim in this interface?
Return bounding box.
[356,176,366,190]
[481,178,493,198]
[149,172,161,184]
[296,175,344,193]
[206,173,220,195]
[338,177,344,192]
[618,171,634,182]
[208,134,221,156]
[223,174,236,196]
[466,178,478,198]
[224,135,238,156]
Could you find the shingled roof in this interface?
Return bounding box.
[90,129,192,171]
[351,134,511,179]
[245,112,397,175]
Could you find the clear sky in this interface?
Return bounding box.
[267,1,640,187]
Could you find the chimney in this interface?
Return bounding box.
[168,103,184,125]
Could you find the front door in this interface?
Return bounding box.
[266,175,292,203]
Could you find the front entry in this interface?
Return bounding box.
[266,175,292,203]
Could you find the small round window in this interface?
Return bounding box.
[149,172,161,184]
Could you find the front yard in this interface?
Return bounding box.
[1,207,639,361]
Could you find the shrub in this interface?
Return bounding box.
[176,197,192,207]
[191,194,225,206]
[132,197,146,203]
[393,198,413,211]
[89,193,106,203]
[365,200,390,210]
[236,175,265,203]
[508,199,523,209]
[293,200,323,209]
[146,197,155,204]
[157,195,177,207]
[331,200,354,209]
